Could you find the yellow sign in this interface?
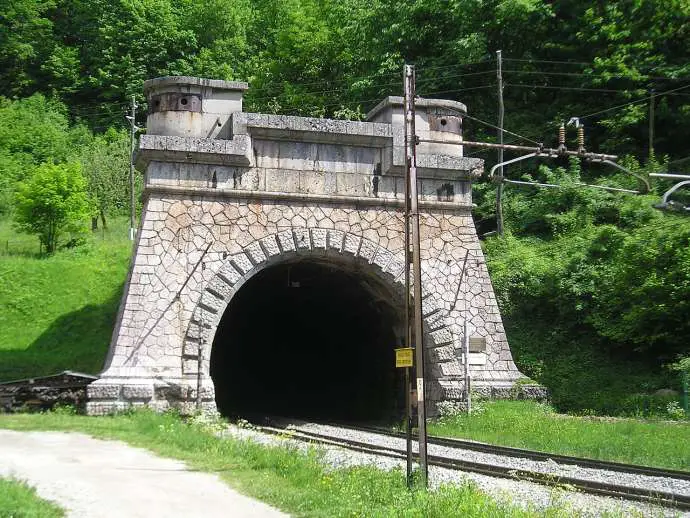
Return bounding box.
[395,347,414,368]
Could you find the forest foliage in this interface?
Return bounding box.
[0,0,689,412]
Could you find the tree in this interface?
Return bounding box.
[80,129,130,229]
[0,0,56,97]
[14,162,89,253]
[0,94,88,215]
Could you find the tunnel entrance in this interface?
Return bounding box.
[210,259,405,422]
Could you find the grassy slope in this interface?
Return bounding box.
[0,218,131,380]
[0,410,580,518]
[428,401,690,471]
[0,477,65,517]
[505,321,677,417]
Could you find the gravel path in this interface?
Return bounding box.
[224,422,689,517]
[0,430,288,518]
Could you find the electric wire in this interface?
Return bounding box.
[462,113,542,145]
[249,70,495,104]
[506,83,630,94]
[578,84,690,120]
[503,69,690,82]
[417,84,496,97]
[502,57,593,66]
[247,59,495,98]
[464,83,690,158]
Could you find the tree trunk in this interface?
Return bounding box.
[100,209,107,230]
[92,217,98,231]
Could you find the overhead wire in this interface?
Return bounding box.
[248,59,495,98]
[417,84,496,96]
[461,82,690,159]
[249,68,496,104]
[462,113,542,145]
[503,69,690,82]
[506,83,631,93]
[578,84,690,120]
[502,57,592,66]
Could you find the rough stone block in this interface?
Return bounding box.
[188,384,216,401]
[372,248,393,271]
[311,228,328,249]
[518,384,550,401]
[491,386,513,399]
[277,230,296,252]
[428,346,455,363]
[244,241,267,264]
[200,290,224,314]
[429,328,453,346]
[182,358,199,375]
[148,400,171,412]
[260,235,281,257]
[358,239,377,262]
[231,252,253,274]
[208,278,234,300]
[471,385,492,399]
[122,384,154,400]
[293,228,311,250]
[438,380,464,399]
[438,361,462,377]
[86,401,129,416]
[343,234,361,256]
[87,384,122,400]
[218,263,242,286]
[327,230,345,251]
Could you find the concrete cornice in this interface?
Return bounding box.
[146,184,474,212]
[144,76,249,94]
[366,96,468,120]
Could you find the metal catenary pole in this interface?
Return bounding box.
[128,95,138,241]
[403,74,414,489]
[404,63,429,487]
[496,50,505,237]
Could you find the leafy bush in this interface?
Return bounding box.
[14,162,89,253]
[484,159,690,415]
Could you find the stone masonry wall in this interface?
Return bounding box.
[86,83,541,416]
[87,193,523,415]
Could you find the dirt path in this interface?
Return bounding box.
[0,430,289,518]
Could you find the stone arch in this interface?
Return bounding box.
[182,228,463,402]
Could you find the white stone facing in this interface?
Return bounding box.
[91,87,530,415]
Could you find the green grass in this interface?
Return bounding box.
[0,477,65,517]
[429,400,690,471]
[0,410,591,518]
[0,217,131,380]
[505,320,678,417]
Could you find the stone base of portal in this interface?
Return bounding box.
[85,376,548,417]
[86,377,218,416]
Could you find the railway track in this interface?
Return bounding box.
[252,418,690,512]
[345,422,690,482]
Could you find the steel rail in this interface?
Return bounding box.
[254,422,690,511]
[336,423,690,482]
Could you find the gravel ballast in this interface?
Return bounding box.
[224,421,690,518]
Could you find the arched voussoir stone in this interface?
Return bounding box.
[183,228,463,399]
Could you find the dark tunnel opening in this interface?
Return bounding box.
[210,259,406,422]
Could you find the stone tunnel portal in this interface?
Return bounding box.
[210,258,406,422]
